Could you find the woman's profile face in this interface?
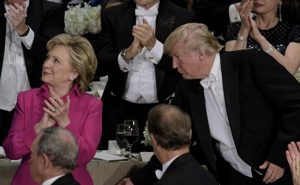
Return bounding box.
[41,45,77,87]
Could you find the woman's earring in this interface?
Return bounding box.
[278,2,282,22]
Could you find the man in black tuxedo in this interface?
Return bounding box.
[30,127,80,185]
[119,104,218,185]
[0,0,64,145]
[163,23,300,185]
[94,0,193,149]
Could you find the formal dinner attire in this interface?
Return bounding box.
[174,50,300,185]
[153,153,218,185]
[224,22,300,54]
[3,84,102,185]
[49,174,80,185]
[0,0,65,145]
[94,0,193,149]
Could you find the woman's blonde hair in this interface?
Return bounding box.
[47,33,97,92]
[164,23,223,55]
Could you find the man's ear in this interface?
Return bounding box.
[198,49,206,60]
[41,153,51,170]
[150,134,157,146]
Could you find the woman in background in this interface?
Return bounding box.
[3,33,102,185]
[224,0,300,75]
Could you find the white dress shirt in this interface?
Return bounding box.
[0,1,33,111]
[201,53,252,178]
[118,2,163,104]
[42,174,64,185]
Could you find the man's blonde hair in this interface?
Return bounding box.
[164,23,223,55]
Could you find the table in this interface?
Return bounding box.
[0,157,145,185]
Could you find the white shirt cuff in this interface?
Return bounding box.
[20,27,34,50]
[144,39,163,65]
[229,4,241,23]
[118,52,130,72]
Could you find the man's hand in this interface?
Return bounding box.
[286,142,300,185]
[4,2,28,35]
[132,19,156,50]
[117,178,134,185]
[259,161,284,184]
[125,37,143,61]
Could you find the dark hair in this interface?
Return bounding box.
[147,104,191,150]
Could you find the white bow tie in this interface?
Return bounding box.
[135,9,158,17]
[200,74,217,89]
[155,169,163,179]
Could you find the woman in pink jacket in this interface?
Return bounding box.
[3,33,102,185]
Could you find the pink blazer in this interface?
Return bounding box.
[3,84,102,185]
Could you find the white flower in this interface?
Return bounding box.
[295,67,300,82]
[141,123,152,146]
[64,3,101,36]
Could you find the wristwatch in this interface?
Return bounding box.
[121,49,132,63]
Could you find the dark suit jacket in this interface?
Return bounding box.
[131,153,218,185]
[175,50,300,183]
[95,0,193,102]
[154,153,218,185]
[52,174,80,185]
[0,0,65,88]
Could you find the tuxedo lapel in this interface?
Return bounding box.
[187,81,216,172]
[116,4,135,50]
[26,0,42,34]
[155,2,176,42]
[221,55,241,146]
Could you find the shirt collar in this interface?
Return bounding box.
[42,174,64,185]
[136,1,160,12]
[160,155,179,178]
[200,53,221,89]
[207,53,221,82]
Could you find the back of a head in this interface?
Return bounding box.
[37,127,78,173]
[164,23,223,56]
[147,104,191,150]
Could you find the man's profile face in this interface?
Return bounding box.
[171,42,206,80]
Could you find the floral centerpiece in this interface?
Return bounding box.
[64,3,101,36]
[141,123,152,146]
